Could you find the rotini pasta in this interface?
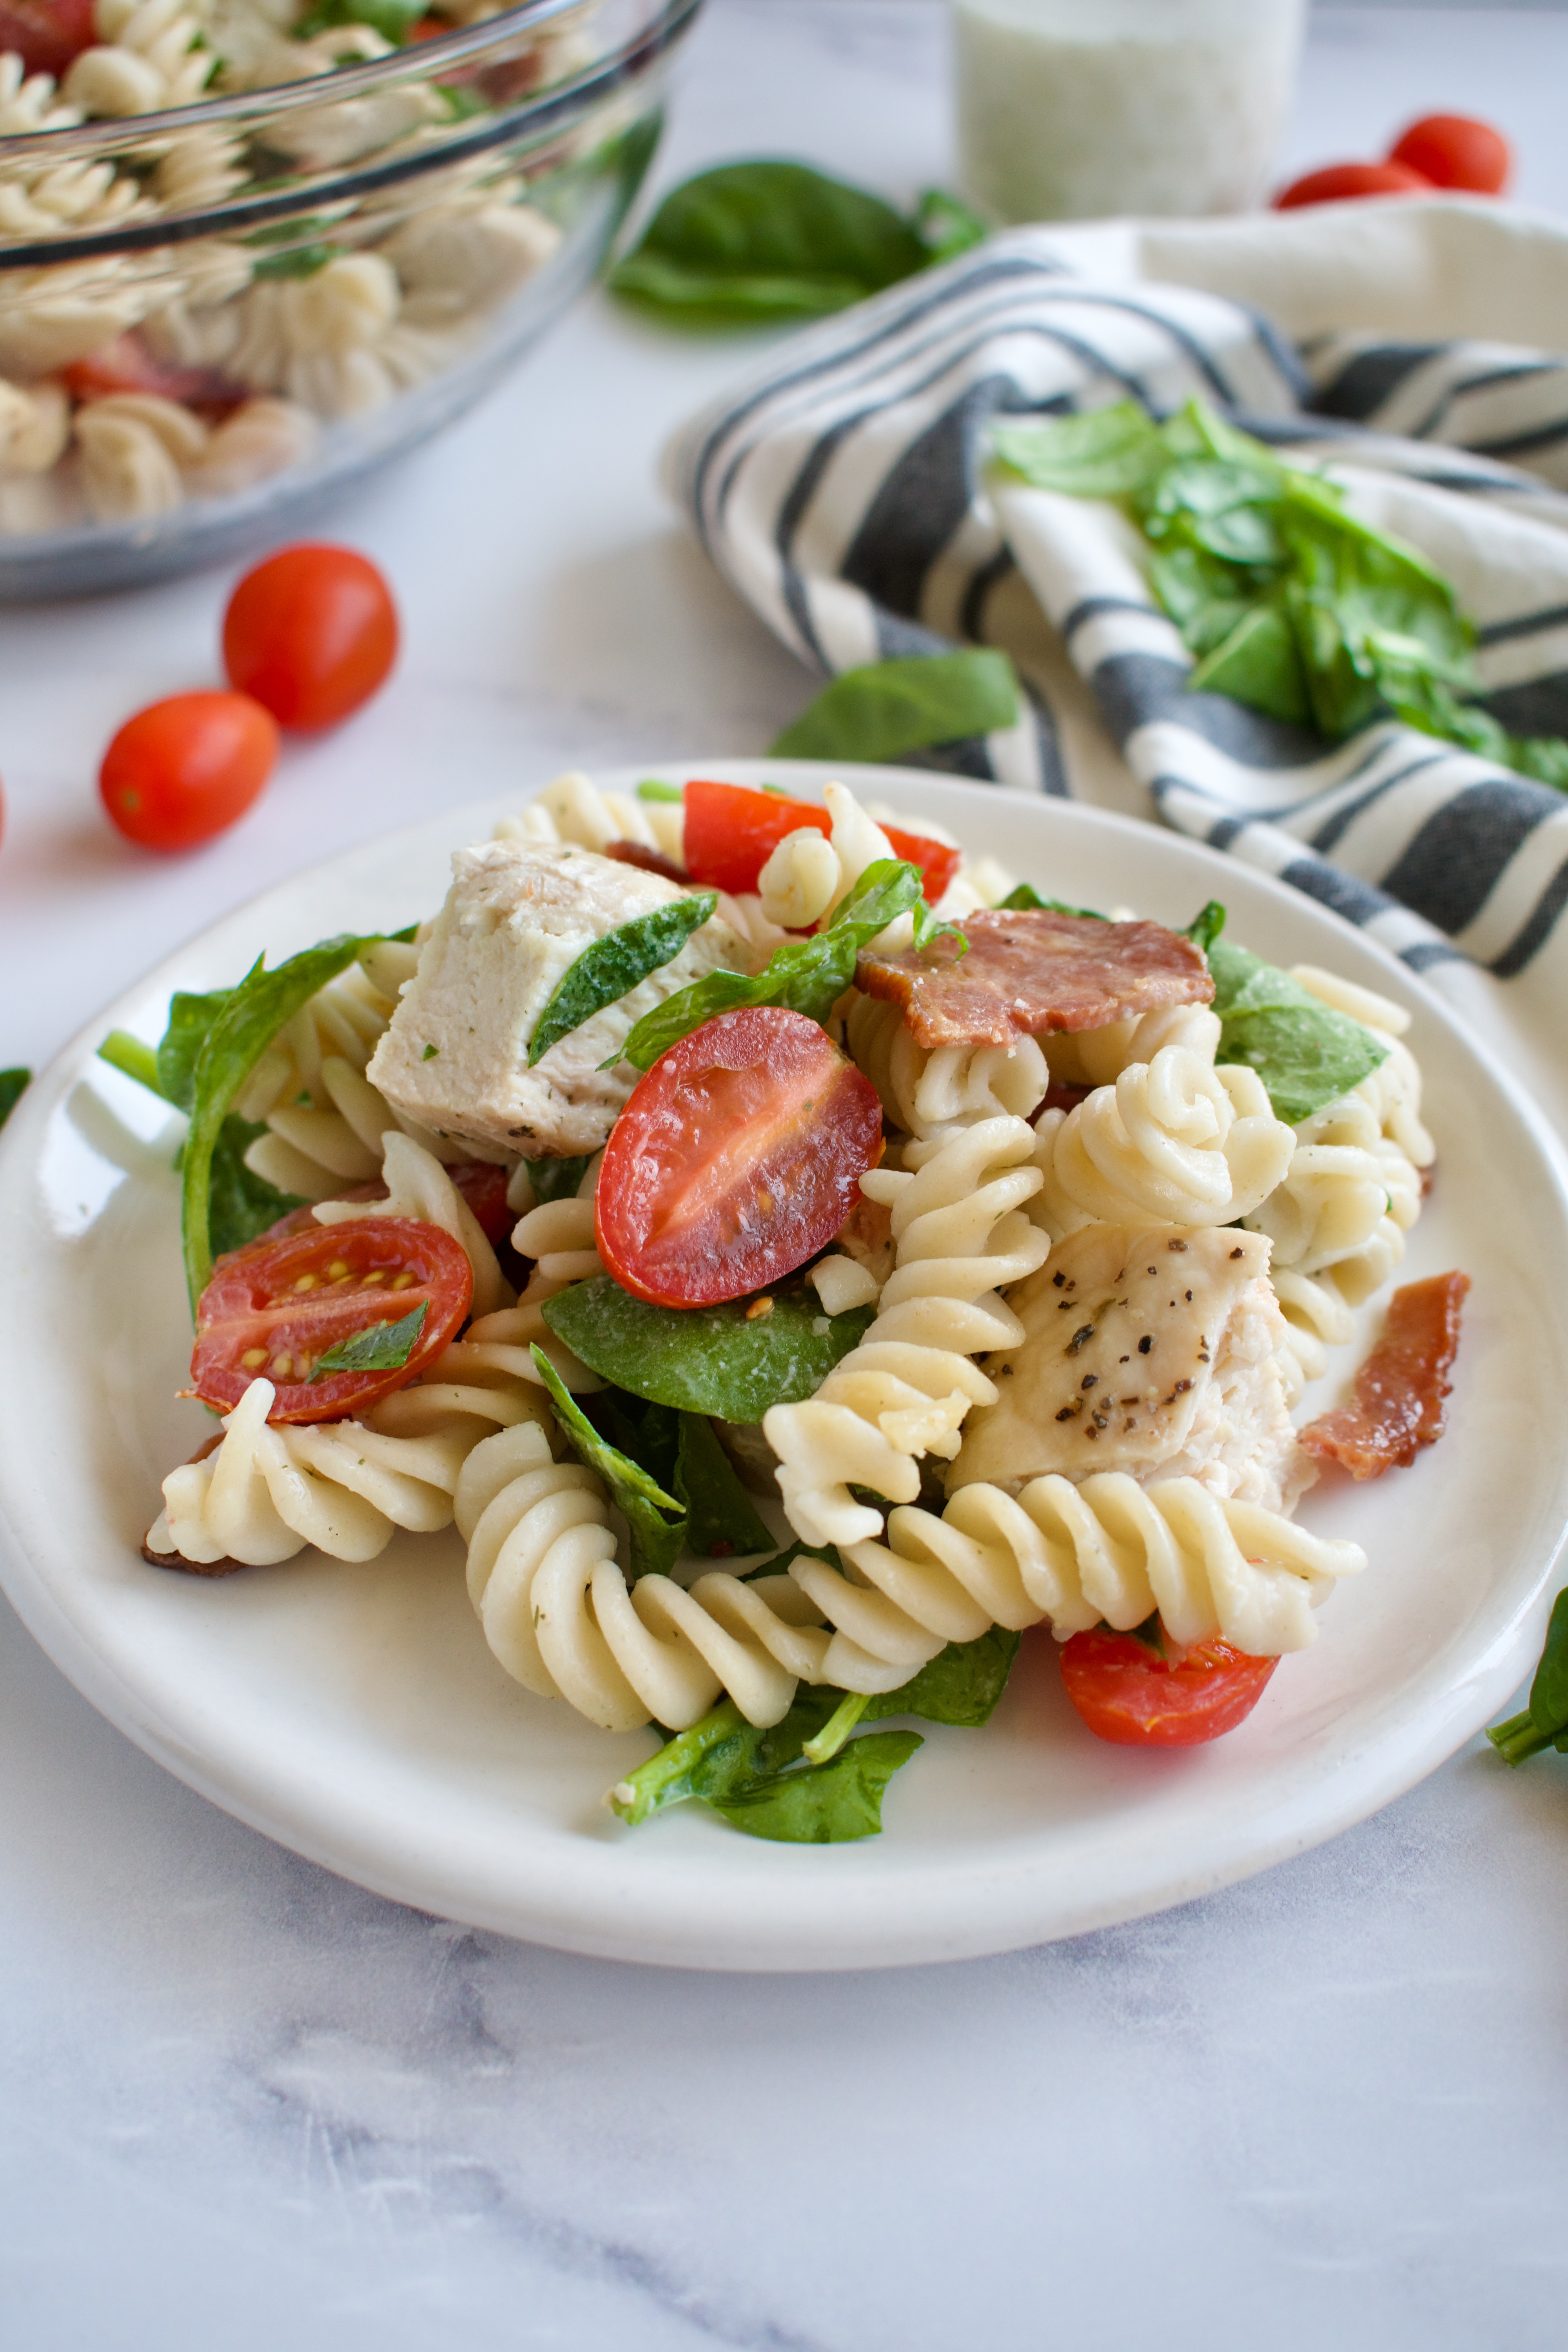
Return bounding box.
[846,989,1049,1144]
[1029,1047,1295,1238]
[314,1131,513,1319]
[763,1115,1050,1548]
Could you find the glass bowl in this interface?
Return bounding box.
[0,0,701,597]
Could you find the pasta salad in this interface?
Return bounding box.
[105,769,1467,1842]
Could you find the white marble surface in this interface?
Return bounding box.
[3,5,1567,2345]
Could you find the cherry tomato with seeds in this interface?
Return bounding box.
[100,691,278,853]
[595,1005,884,1307]
[1274,160,1432,210]
[1389,114,1512,196]
[223,543,399,731]
[682,778,962,905]
[1060,1623,1280,1746]
[0,0,95,76]
[189,1216,472,1423]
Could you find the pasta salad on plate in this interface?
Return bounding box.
[108,763,1471,1846]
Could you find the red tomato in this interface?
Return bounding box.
[1274,160,1432,210]
[189,1216,472,1423]
[1389,114,1512,196]
[100,693,278,853]
[595,1005,883,1307]
[449,1159,514,1249]
[0,0,95,75]
[1060,1624,1279,1746]
[62,331,242,413]
[223,544,399,731]
[682,778,962,906]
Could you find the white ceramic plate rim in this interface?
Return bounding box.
[2,760,1565,1972]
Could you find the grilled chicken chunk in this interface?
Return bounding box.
[370,840,752,1158]
[949,1223,1309,1514]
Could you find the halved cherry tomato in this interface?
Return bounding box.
[100,692,278,853]
[595,1005,883,1307]
[62,330,243,414]
[0,0,95,76]
[1060,1624,1279,1746]
[189,1216,472,1423]
[1389,114,1512,196]
[223,544,399,731]
[682,778,962,906]
[1274,160,1432,210]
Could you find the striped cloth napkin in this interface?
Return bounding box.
[663,198,1568,1132]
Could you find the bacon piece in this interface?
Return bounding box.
[855,910,1213,1051]
[604,839,687,884]
[1301,1271,1469,1480]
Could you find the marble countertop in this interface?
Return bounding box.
[3,6,1566,2346]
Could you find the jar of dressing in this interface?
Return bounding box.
[954,0,1307,223]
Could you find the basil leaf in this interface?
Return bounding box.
[523,1153,591,1207]
[769,649,1018,763]
[1209,940,1386,1125]
[309,1301,427,1380]
[181,934,390,1312]
[541,1276,875,1420]
[530,1345,686,1584]
[619,857,928,1069]
[913,186,988,264]
[675,1412,774,1559]
[864,1625,1020,1728]
[609,162,929,327]
[157,987,231,1112]
[636,779,684,803]
[206,1116,305,1259]
[0,1067,28,1130]
[1185,900,1227,956]
[530,890,718,1067]
[708,1730,922,1842]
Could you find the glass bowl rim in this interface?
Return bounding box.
[0,0,699,269]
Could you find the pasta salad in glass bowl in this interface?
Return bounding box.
[0,0,699,595]
[103,764,1472,1849]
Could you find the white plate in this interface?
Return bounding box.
[2,762,1565,1972]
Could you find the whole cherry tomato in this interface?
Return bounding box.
[223,543,399,731]
[0,0,95,76]
[1389,113,1512,196]
[1060,1623,1280,1746]
[189,1216,472,1422]
[100,692,278,853]
[682,778,962,904]
[1274,160,1432,210]
[595,1005,884,1307]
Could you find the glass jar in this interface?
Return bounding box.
[953,0,1307,225]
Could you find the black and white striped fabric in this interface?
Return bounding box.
[664,201,1568,1108]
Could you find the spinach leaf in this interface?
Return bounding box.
[708,1730,922,1842]
[0,1067,28,1130]
[609,161,930,327]
[913,186,988,265]
[310,1301,427,1380]
[609,1687,843,1825]
[1209,940,1385,1124]
[524,1154,591,1207]
[181,935,389,1311]
[98,1031,162,1094]
[530,890,718,1067]
[541,1275,875,1419]
[1185,899,1227,956]
[531,1346,686,1583]
[991,402,1168,498]
[296,0,424,42]
[157,987,231,1111]
[864,1625,1020,1728]
[1000,883,1107,919]
[636,778,685,803]
[769,648,1018,763]
[1488,1586,1568,1765]
[618,857,933,1069]
[675,1412,774,1559]
[205,1116,305,1259]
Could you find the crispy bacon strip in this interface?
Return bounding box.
[605,839,687,884]
[856,909,1213,1051]
[1301,1271,1469,1479]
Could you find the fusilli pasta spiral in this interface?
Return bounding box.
[763,1116,1050,1548]
[314,1131,513,1319]
[1029,1049,1295,1239]
[846,989,1049,1144]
